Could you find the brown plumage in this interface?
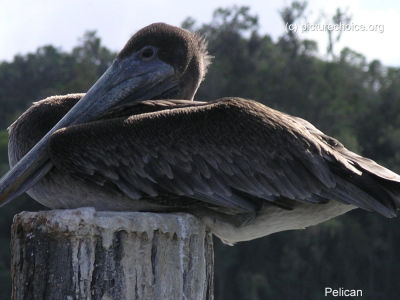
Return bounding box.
[3,23,400,244]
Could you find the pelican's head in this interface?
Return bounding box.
[0,23,211,205]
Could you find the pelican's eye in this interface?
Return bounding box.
[140,46,157,61]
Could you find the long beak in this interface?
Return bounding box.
[0,54,176,206]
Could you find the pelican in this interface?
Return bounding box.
[1,23,400,245]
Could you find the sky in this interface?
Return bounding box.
[1,0,400,67]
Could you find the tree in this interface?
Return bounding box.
[278,1,308,61]
[326,8,352,59]
[67,31,115,92]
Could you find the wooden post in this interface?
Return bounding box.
[11,208,214,300]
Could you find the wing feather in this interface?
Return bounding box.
[48,98,400,216]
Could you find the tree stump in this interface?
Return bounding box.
[11,208,214,300]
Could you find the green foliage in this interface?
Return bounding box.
[0,131,9,175]
[1,3,400,299]
[0,32,117,131]
[185,4,400,299]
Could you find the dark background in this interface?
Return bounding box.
[1,2,400,299]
